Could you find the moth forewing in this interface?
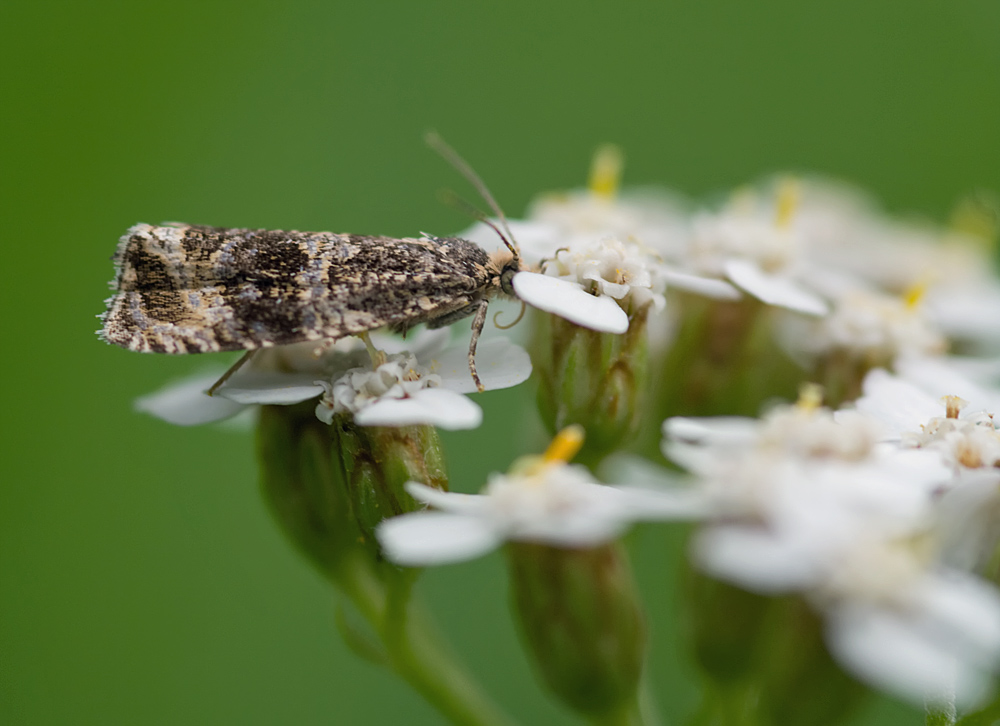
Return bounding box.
[99,222,518,391]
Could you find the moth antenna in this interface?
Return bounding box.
[425,131,520,262]
[437,189,517,255]
[493,301,526,330]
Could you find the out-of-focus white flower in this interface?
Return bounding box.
[794,183,1000,351]
[527,145,690,254]
[777,287,946,365]
[822,542,1000,709]
[377,426,706,565]
[662,390,1000,707]
[135,329,532,429]
[678,183,830,315]
[848,368,1000,470]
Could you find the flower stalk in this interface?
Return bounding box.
[257,401,514,726]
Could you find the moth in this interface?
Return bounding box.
[98,135,523,392]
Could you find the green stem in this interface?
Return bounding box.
[927,700,956,726]
[684,680,763,726]
[590,693,653,726]
[334,555,516,726]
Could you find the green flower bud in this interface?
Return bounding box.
[684,567,867,726]
[533,303,650,466]
[256,401,447,577]
[330,415,448,550]
[506,541,646,719]
[655,294,802,420]
[257,401,362,578]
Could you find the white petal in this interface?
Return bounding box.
[826,604,994,709]
[405,482,493,515]
[912,573,1000,665]
[612,485,714,519]
[512,508,628,547]
[597,452,688,489]
[661,269,742,300]
[724,259,829,316]
[429,338,532,394]
[217,371,325,405]
[694,526,825,593]
[135,371,247,426]
[846,368,944,439]
[896,356,1000,414]
[512,272,629,333]
[663,416,760,446]
[377,511,502,565]
[353,388,482,429]
[372,328,451,357]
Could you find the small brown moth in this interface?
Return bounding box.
[98,135,522,392]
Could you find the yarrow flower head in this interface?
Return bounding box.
[136,328,532,430]
[677,181,829,315]
[377,425,705,566]
[664,386,1000,707]
[510,236,666,334]
[781,287,946,365]
[849,368,1000,470]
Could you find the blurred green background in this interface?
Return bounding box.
[4,1,1000,723]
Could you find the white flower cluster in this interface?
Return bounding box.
[126,151,1000,715]
[664,373,1000,707]
[136,329,532,430]
[378,426,706,565]
[463,169,1000,376]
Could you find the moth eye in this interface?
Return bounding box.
[500,267,517,295]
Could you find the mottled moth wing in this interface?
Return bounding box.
[100,223,495,354]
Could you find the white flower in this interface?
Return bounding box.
[511,236,674,333]
[135,329,532,429]
[848,368,1000,469]
[377,426,706,565]
[821,543,1000,709]
[792,181,1000,351]
[661,395,1000,706]
[777,288,946,365]
[526,188,690,255]
[678,190,830,315]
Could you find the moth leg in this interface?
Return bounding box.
[426,303,479,329]
[207,349,258,397]
[359,331,387,368]
[468,299,490,393]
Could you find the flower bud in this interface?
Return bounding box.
[656,294,802,419]
[684,568,866,726]
[329,415,448,547]
[256,401,362,578]
[533,303,650,465]
[506,541,646,719]
[257,402,448,576]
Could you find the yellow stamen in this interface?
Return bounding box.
[902,278,929,310]
[796,383,824,412]
[588,144,624,200]
[775,177,800,229]
[543,425,586,464]
[943,395,968,420]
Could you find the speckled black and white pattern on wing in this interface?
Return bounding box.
[99,223,514,354]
